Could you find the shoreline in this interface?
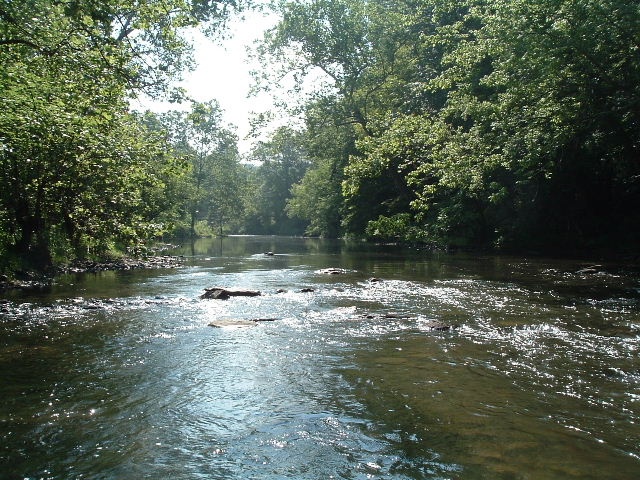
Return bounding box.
[0,255,185,293]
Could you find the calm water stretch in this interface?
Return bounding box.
[1,237,639,479]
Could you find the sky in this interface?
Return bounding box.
[134,10,280,155]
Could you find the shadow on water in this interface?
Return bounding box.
[1,236,639,479]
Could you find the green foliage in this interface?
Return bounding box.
[407,0,640,249]
[243,127,310,235]
[286,99,356,237]
[0,0,242,271]
[154,101,244,237]
[365,214,426,244]
[259,0,640,251]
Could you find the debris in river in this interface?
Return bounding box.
[200,287,262,300]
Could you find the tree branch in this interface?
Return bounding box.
[0,38,41,49]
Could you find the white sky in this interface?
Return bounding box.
[133,10,280,154]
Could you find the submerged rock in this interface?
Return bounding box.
[360,312,411,320]
[208,319,257,328]
[359,312,455,331]
[208,317,278,327]
[200,287,262,300]
[576,264,604,275]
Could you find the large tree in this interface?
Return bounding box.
[376,0,640,249]
[286,98,356,238]
[259,0,449,238]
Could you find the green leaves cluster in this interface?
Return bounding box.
[243,127,310,235]
[0,0,241,270]
[261,0,640,251]
[153,101,244,237]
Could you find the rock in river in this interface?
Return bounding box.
[419,320,454,331]
[316,268,349,275]
[200,287,262,300]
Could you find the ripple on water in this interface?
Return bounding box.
[2,244,640,479]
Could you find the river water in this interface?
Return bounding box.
[1,236,639,479]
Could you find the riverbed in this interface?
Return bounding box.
[1,236,639,479]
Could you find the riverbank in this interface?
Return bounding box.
[0,255,185,293]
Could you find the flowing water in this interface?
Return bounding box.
[1,236,639,479]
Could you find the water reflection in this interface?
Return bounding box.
[1,237,639,479]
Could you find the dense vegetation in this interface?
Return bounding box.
[262,0,640,252]
[2,0,638,273]
[0,0,245,272]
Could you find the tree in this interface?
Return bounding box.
[286,98,355,238]
[244,127,309,235]
[398,0,640,249]
[0,0,245,97]
[0,28,174,264]
[0,0,244,269]
[262,0,640,251]
[157,101,241,237]
[259,0,449,238]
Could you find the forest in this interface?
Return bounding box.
[1,0,639,273]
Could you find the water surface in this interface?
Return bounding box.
[1,237,639,479]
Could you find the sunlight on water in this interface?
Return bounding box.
[1,237,639,479]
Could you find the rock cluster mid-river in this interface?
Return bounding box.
[1,237,639,479]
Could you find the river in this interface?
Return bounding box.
[1,236,638,479]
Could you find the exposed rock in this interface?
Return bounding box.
[299,287,315,293]
[275,288,287,294]
[264,251,275,256]
[58,256,184,274]
[0,277,51,292]
[369,277,383,283]
[1,256,185,292]
[200,287,262,300]
[316,268,349,275]
[419,320,454,331]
